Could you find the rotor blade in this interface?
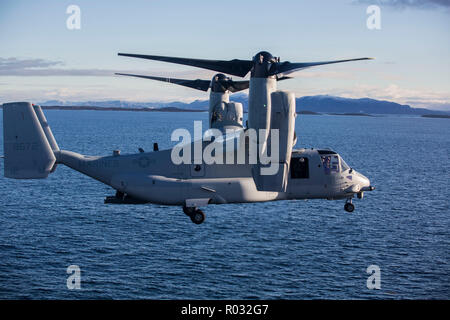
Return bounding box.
[227,81,249,93]
[227,76,291,92]
[118,53,253,78]
[271,57,373,76]
[115,73,211,91]
[115,73,290,93]
[276,76,292,81]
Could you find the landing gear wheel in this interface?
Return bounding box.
[190,209,205,225]
[183,205,195,216]
[344,202,355,213]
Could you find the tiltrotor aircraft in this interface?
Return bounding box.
[2,51,375,224]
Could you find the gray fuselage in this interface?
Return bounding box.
[55,145,371,206]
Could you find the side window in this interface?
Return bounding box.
[291,157,309,179]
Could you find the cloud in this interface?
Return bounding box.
[0,57,116,76]
[354,0,450,9]
[0,57,219,79]
[2,58,448,111]
[2,82,449,111]
[321,83,450,110]
[287,82,450,110]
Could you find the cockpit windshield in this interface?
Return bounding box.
[340,157,350,172]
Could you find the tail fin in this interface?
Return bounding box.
[3,102,57,179]
[32,104,59,152]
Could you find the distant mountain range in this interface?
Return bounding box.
[38,94,448,115]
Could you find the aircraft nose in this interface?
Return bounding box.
[359,173,370,187]
[356,171,375,191]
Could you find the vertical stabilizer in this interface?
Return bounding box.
[3,102,56,179]
[33,104,59,151]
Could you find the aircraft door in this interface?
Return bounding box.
[288,155,310,197]
[290,156,309,179]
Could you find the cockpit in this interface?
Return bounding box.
[290,149,354,181]
[289,148,373,212]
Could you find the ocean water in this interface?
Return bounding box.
[0,110,448,299]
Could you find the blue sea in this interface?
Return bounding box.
[0,110,449,299]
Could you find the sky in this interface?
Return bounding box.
[0,0,449,110]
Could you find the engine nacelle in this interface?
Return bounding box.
[209,91,243,130]
[252,90,296,192]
